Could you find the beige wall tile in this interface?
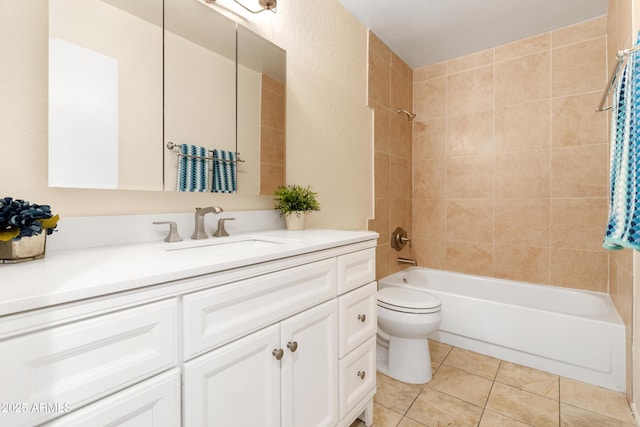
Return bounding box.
[413,119,446,161]
[413,199,445,240]
[261,89,285,130]
[369,197,390,245]
[375,244,391,280]
[617,0,633,51]
[447,110,494,157]
[494,245,551,284]
[611,261,633,327]
[550,198,608,251]
[446,242,494,276]
[495,33,550,62]
[494,199,550,247]
[495,101,550,153]
[390,156,412,199]
[261,74,285,94]
[560,377,635,423]
[551,144,608,197]
[414,77,446,120]
[447,155,494,199]
[414,62,446,82]
[391,112,413,159]
[369,31,390,64]
[551,37,607,97]
[260,126,285,165]
[413,158,446,199]
[446,199,493,243]
[551,92,607,147]
[607,0,619,76]
[390,197,412,236]
[258,163,284,195]
[413,238,447,270]
[447,65,494,116]
[447,49,494,74]
[375,151,390,200]
[551,16,607,48]
[391,67,412,114]
[369,51,390,108]
[372,101,391,153]
[495,51,550,107]
[494,150,550,199]
[391,51,412,80]
[549,248,608,291]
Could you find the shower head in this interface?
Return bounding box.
[397,108,417,121]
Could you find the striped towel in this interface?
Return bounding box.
[176,144,209,192]
[212,149,237,193]
[603,33,640,250]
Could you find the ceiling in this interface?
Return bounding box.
[338,0,609,69]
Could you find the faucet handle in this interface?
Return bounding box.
[213,217,236,237]
[153,221,183,242]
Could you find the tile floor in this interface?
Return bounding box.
[351,340,636,427]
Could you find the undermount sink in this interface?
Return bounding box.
[163,236,295,253]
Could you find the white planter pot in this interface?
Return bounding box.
[285,212,307,230]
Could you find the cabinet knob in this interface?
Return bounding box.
[357,314,366,322]
[357,370,366,380]
[272,348,284,360]
[287,341,298,352]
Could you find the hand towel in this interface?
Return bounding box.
[176,144,208,192]
[212,149,237,193]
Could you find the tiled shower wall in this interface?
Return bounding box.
[411,17,610,292]
[367,33,414,279]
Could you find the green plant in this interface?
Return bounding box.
[273,185,320,217]
[0,197,59,241]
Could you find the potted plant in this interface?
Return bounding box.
[0,197,59,263]
[273,185,320,230]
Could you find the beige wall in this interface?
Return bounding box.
[0,0,373,230]
[367,33,414,279]
[411,18,610,293]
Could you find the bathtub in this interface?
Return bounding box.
[379,267,626,391]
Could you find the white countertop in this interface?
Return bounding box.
[0,229,378,317]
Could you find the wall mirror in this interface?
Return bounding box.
[48,0,286,194]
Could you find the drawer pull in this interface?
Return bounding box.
[287,341,298,352]
[272,348,284,360]
[357,370,366,380]
[357,314,366,322]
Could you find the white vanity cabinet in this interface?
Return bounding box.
[184,300,338,427]
[0,231,378,427]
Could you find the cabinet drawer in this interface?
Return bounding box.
[0,299,178,427]
[45,369,181,426]
[338,282,377,358]
[339,336,376,419]
[337,249,375,294]
[183,258,337,360]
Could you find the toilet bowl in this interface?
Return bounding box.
[376,286,442,384]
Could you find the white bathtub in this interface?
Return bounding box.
[379,267,626,391]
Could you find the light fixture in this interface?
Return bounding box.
[205,0,277,13]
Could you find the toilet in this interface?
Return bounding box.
[376,286,442,384]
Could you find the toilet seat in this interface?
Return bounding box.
[377,287,441,314]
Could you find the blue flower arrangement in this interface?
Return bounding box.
[0,197,59,241]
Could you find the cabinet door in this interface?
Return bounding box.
[183,324,281,427]
[280,300,338,427]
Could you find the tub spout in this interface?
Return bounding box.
[397,257,417,266]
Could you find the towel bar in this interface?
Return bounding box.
[597,44,640,113]
[166,141,245,163]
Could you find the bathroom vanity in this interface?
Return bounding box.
[0,228,378,427]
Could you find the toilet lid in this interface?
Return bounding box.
[377,287,441,312]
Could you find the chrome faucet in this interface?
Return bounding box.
[191,206,223,240]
